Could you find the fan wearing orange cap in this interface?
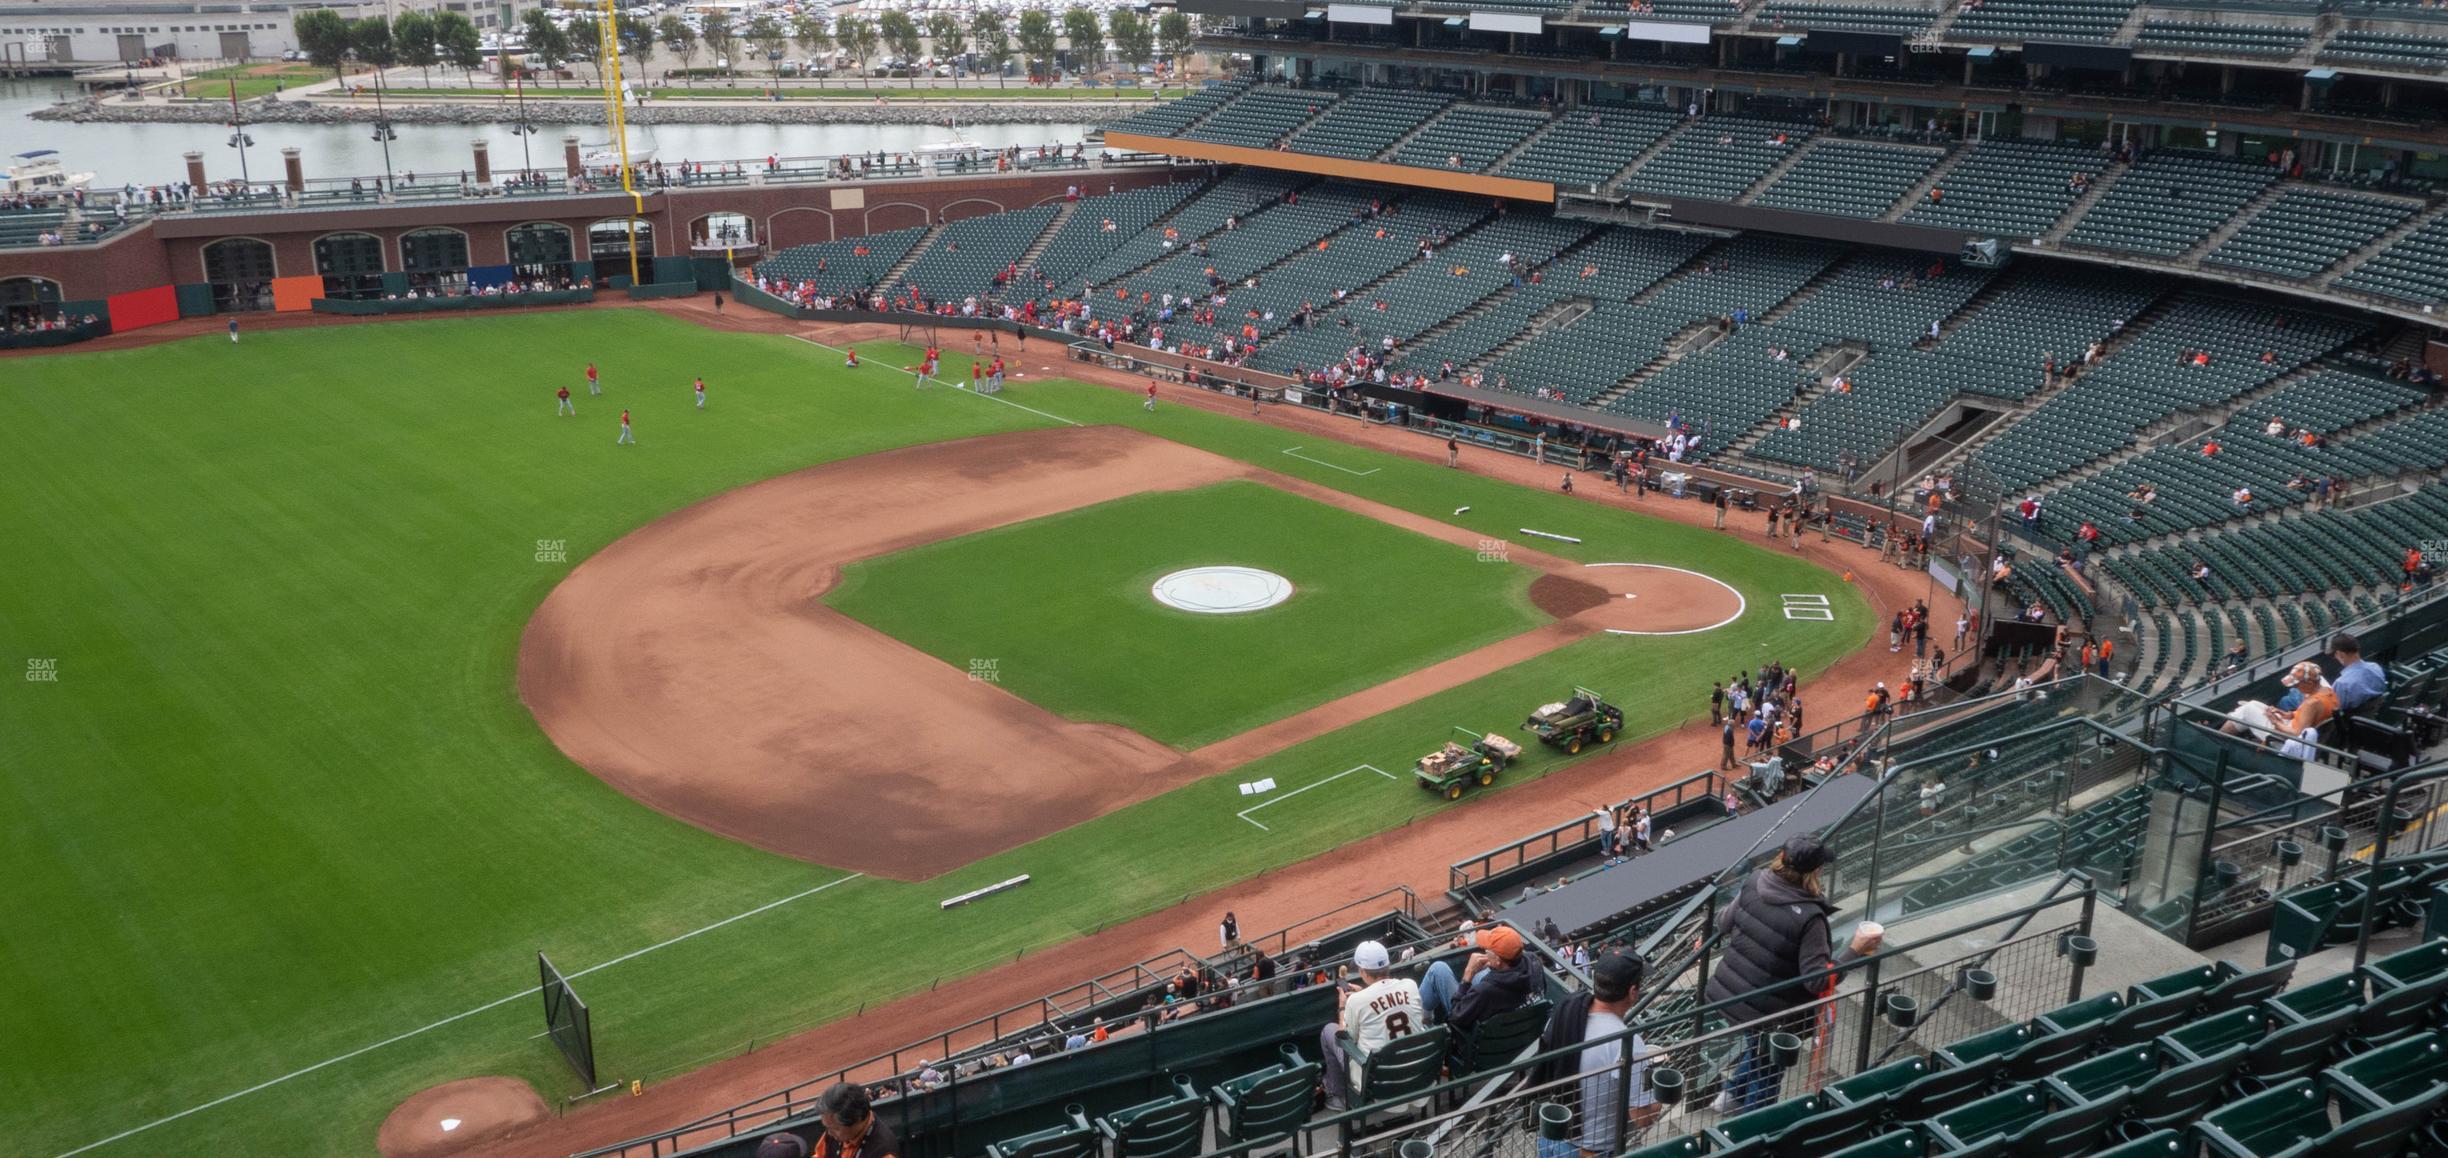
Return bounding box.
[1419,922,1545,1033]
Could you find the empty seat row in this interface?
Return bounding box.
[2206,187,2419,281]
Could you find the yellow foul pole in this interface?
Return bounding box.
[599,0,643,286]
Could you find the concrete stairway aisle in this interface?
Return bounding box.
[1883,139,1973,222]
[2041,157,2133,244]
[2316,202,2448,288]
[1736,136,1831,203]
[2176,180,2295,265]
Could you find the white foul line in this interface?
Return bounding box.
[788,334,1082,428]
[1237,764,1398,831]
[53,873,865,1158]
[1584,563,1749,636]
[1281,447,1381,476]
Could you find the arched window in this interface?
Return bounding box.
[506,222,575,283]
[587,218,655,285]
[313,232,387,301]
[689,212,757,252]
[399,228,472,294]
[201,237,276,313]
[0,276,64,329]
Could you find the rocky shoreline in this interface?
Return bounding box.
[34,96,1137,127]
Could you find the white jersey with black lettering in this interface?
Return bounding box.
[1342,977,1425,1057]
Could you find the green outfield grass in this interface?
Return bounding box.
[0,310,1868,1157]
[831,481,1544,747]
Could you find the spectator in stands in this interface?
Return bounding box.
[1535,952,1660,1158]
[1422,924,1544,1031]
[2223,662,2338,746]
[1707,837,1882,1113]
[1320,940,1423,1111]
[2224,638,2250,675]
[2331,633,2389,744]
[804,1083,897,1158]
[757,1131,812,1158]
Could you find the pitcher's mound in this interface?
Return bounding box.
[378,1077,548,1158]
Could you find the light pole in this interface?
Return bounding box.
[508,72,537,175]
[370,73,399,191]
[225,78,256,188]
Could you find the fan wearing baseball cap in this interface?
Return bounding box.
[1419,923,1545,1033]
[1533,952,1661,1158]
[1704,835,1883,1113]
[1317,940,1423,1111]
[2220,661,2336,744]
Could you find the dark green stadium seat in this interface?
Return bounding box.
[1341,1023,1449,1106]
[2240,1006,2356,1089]
[2201,1078,2444,1158]
[2198,960,2297,1014]
[2267,973,2362,1025]
[2165,1006,2274,1063]
[1209,1043,1319,1146]
[1825,1055,1931,1110]
[1620,1133,1706,1158]
[2131,963,2233,1004]
[2329,1030,2448,1113]
[1933,1083,2131,1156]
[1824,1129,1931,1158]
[1768,1094,1887,1156]
[2096,1128,2188,1157]
[2103,1044,2248,1136]
[1938,1022,2034,1068]
[1449,998,1549,1077]
[2348,969,2448,1047]
[2368,941,2448,991]
[2001,1020,2105,1080]
[2043,1043,2160,1104]
[1709,1093,1835,1151]
[986,1105,1097,1158]
[2268,882,2358,964]
[1096,1075,1204,1158]
[2037,993,2126,1034]
[1889,1053,2007,1121]
[2194,1078,2329,1157]
[2097,990,2204,1050]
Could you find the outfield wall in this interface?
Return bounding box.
[0,166,1203,324]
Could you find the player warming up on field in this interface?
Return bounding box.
[1319,940,1422,1111]
[617,408,635,445]
[586,361,601,396]
[695,376,707,410]
[557,383,575,416]
[844,347,859,368]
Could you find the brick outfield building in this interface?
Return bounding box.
[0,153,1194,319]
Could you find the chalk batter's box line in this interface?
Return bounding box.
[1282,447,1381,476]
[1237,764,1398,831]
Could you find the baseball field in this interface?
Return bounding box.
[0,308,1869,1156]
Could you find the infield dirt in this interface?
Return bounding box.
[518,425,1738,879]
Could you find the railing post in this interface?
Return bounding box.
[2071,880,2098,1003]
[1853,954,1883,1075]
[2354,776,2404,972]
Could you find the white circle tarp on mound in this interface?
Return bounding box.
[1151,566,1295,614]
